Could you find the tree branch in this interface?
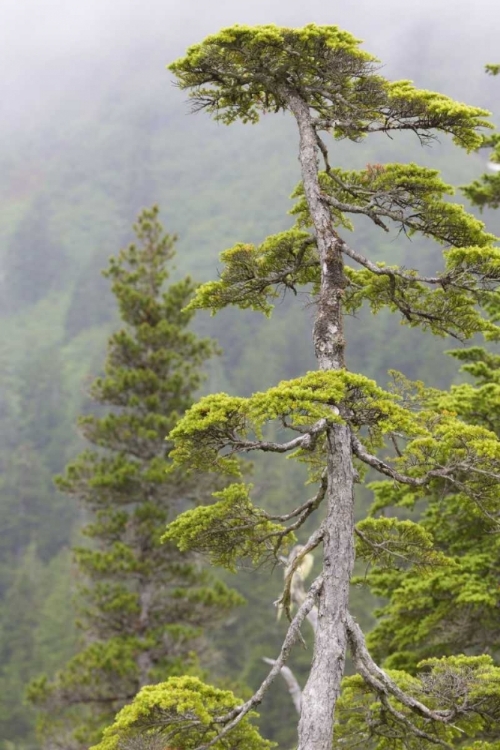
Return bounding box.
[196,575,324,750]
[346,613,457,723]
[262,658,302,714]
[228,418,328,455]
[276,525,325,622]
[351,432,450,487]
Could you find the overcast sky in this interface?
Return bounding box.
[1,0,499,137]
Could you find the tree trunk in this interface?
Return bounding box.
[286,92,356,750]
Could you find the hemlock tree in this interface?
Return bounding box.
[94,26,500,750]
[29,207,242,750]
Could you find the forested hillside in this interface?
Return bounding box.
[1,1,499,747]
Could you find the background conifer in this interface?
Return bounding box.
[30,207,242,749]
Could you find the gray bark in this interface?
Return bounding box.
[287,92,346,373]
[286,92,356,750]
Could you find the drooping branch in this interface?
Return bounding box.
[342,613,500,749]
[265,473,327,523]
[351,432,450,487]
[378,694,455,750]
[346,613,455,723]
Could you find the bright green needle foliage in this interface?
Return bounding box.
[463,169,500,211]
[333,656,500,750]
[30,208,242,750]
[170,25,490,149]
[167,370,421,477]
[364,354,500,671]
[292,163,496,246]
[187,229,319,316]
[190,159,500,340]
[169,24,379,126]
[344,263,500,340]
[91,676,272,750]
[355,518,453,572]
[163,484,293,571]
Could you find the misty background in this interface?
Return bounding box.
[0,1,499,748]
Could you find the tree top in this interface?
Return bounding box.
[169,24,491,150]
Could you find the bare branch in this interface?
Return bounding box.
[379,694,455,750]
[351,432,450,486]
[229,418,328,455]
[276,527,325,622]
[340,240,447,286]
[346,613,456,723]
[262,658,302,714]
[196,575,324,750]
[265,473,327,522]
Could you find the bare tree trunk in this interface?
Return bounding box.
[286,92,356,750]
[297,425,354,750]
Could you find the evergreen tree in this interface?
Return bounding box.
[363,351,500,673]
[462,63,500,210]
[363,73,500,666]
[30,207,242,750]
[94,26,500,750]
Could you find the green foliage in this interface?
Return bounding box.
[190,159,500,342]
[355,517,453,572]
[1,196,69,313]
[463,171,500,211]
[32,208,242,749]
[168,370,420,476]
[344,261,500,340]
[164,25,500,750]
[91,676,272,750]
[461,65,500,210]
[170,24,490,148]
[333,656,500,749]
[187,229,318,316]
[164,483,293,571]
[3,19,498,750]
[364,352,500,670]
[170,24,377,126]
[292,163,496,245]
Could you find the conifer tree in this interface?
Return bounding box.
[365,63,500,673]
[462,63,500,210]
[30,207,241,750]
[94,27,500,750]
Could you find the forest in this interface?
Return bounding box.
[1,1,500,749]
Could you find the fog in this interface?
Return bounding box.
[2,0,499,138]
